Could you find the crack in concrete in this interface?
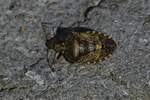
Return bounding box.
[70,0,106,27]
[0,84,30,92]
[23,58,45,72]
[83,0,106,21]
[29,58,44,68]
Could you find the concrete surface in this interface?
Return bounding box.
[0,0,150,100]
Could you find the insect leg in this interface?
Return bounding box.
[47,49,56,72]
[56,52,63,60]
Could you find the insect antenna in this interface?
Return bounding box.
[41,22,57,72]
[46,49,57,72]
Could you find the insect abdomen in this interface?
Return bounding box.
[79,43,96,53]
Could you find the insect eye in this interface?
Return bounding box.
[46,39,55,49]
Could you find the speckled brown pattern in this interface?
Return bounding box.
[45,27,117,64]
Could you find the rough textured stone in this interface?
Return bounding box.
[0,0,150,100]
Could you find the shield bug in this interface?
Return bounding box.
[42,23,117,71]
